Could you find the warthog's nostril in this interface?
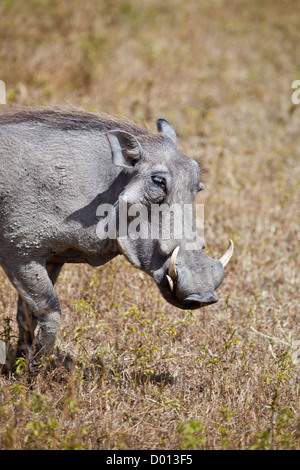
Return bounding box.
[182,294,202,309]
[200,292,219,305]
[182,292,219,309]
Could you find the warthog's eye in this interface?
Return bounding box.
[151,175,166,191]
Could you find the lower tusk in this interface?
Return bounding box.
[219,239,234,268]
[168,246,180,280]
[166,274,174,292]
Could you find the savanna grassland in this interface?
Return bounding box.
[0,0,299,450]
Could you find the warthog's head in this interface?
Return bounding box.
[106,118,233,310]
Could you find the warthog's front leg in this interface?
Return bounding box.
[16,262,63,362]
[16,295,38,360]
[3,259,62,376]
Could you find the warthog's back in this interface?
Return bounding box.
[0,106,153,137]
[0,107,155,205]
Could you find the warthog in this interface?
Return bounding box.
[0,108,233,374]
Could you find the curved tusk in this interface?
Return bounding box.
[166,274,174,292]
[219,239,234,268]
[168,246,180,280]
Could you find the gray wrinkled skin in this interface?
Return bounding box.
[0,108,224,375]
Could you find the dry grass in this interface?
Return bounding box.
[0,0,299,450]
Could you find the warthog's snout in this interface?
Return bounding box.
[159,240,234,310]
[182,292,219,309]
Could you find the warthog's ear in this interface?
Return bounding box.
[157,118,177,144]
[107,130,144,169]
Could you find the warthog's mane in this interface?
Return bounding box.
[0,106,159,141]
